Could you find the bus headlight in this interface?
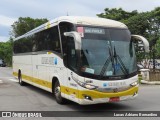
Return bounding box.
[130,81,138,87]
[84,84,98,90]
[72,76,97,90]
[78,80,97,90]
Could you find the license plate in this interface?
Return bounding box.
[109,97,120,102]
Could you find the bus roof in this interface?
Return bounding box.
[15,16,128,40]
[56,16,127,28]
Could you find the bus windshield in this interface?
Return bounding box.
[78,27,137,79]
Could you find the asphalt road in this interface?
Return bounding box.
[0,67,160,119]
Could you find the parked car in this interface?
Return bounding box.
[0,59,6,67]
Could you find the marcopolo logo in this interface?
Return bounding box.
[42,57,58,65]
[103,83,108,87]
[54,58,58,65]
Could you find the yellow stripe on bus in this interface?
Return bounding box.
[61,86,138,99]
[13,72,138,99]
[13,72,52,88]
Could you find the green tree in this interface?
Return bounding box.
[97,8,138,21]
[11,17,48,38]
[155,38,160,57]
[124,13,150,36]
[0,39,12,66]
[0,17,48,66]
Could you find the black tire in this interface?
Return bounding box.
[53,80,66,104]
[18,71,25,86]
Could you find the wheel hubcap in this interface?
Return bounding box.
[55,86,61,99]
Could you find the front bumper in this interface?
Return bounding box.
[78,86,138,105]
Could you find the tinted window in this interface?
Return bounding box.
[67,38,77,71]
[33,26,60,53]
[14,36,33,53]
[59,22,74,54]
[14,26,61,54]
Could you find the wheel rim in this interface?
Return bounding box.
[54,85,61,100]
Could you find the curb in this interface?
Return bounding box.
[141,80,160,85]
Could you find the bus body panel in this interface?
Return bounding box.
[60,71,138,104]
[13,16,140,105]
[13,52,139,105]
[13,52,68,93]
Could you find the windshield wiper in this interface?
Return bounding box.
[113,46,129,75]
[99,46,113,78]
[99,46,129,78]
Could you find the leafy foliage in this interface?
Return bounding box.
[11,17,48,38]
[0,17,48,66]
[97,8,138,21]
[0,38,13,66]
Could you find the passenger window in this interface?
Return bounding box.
[67,38,77,71]
[32,26,61,53]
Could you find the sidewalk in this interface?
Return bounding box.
[141,80,160,85]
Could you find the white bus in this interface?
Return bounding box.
[13,16,149,105]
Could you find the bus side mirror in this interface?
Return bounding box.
[64,32,82,50]
[131,35,150,53]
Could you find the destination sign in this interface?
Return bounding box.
[84,27,105,34]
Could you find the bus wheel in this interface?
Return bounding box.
[18,71,25,86]
[54,80,66,104]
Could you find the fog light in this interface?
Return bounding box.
[83,95,93,101]
[130,81,138,87]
